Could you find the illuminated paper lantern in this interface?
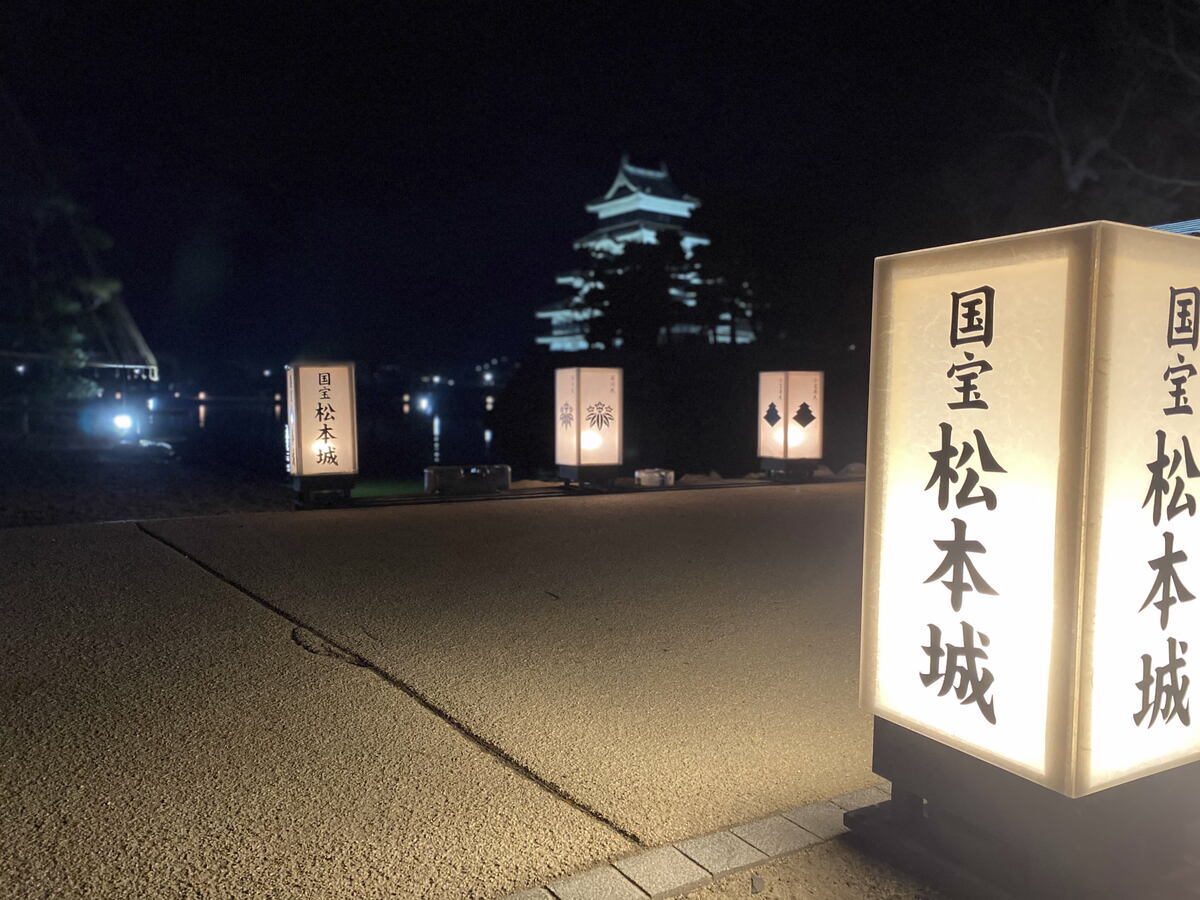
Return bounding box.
[757,371,824,463]
[555,367,622,479]
[862,221,1200,798]
[285,361,358,478]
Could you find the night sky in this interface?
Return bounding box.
[2,1,1105,376]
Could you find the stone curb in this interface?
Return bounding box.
[505,781,891,900]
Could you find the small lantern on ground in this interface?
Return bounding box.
[758,371,824,480]
[555,367,622,484]
[285,361,358,506]
[856,221,1200,895]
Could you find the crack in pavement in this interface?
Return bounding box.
[291,625,368,666]
[134,520,645,848]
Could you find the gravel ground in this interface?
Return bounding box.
[0,439,292,528]
[682,838,947,900]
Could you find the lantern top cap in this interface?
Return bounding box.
[875,220,1198,266]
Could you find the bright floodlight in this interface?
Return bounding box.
[113,414,133,431]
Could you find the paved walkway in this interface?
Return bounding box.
[3,482,934,898]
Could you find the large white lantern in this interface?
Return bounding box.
[285,362,358,496]
[555,367,622,481]
[757,371,824,470]
[862,221,1200,798]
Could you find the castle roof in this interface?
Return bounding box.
[587,153,699,211]
[574,217,705,249]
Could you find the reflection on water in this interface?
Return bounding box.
[129,395,493,478]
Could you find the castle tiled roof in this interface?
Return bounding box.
[588,153,698,207]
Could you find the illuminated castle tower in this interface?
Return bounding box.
[536,155,756,351]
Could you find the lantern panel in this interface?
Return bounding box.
[1082,226,1200,792]
[286,362,358,476]
[785,371,823,459]
[554,368,578,467]
[757,371,786,458]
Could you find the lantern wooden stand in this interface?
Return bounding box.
[848,718,1200,898]
[292,474,355,508]
[757,371,823,482]
[285,361,358,507]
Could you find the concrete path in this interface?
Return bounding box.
[3,482,917,898]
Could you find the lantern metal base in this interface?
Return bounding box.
[849,717,1200,898]
[292,474,356,508]
[558,465,620,487]
[759,457,819,482]
[424,464,512,495]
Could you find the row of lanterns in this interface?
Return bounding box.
[553,367,825,480]
[282,364,825,483]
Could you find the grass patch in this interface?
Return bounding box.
[351,478,425,499]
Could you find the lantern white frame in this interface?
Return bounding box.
[757,370,825,466]
[285,360,359,480]
[863,221,1200,798]
[555,367,623,481]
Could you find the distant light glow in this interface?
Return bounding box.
[484,372,494,384]
[14,364,26,375]
[113,414,133,431]
[146,398,155,411]
[198,391,207,400]
[274,392,282,402]
[402,393,411,402]
[485,395,495,411]
[263,369,272,377]
[484,428,493,444]
[418,396,430,412]
[114,392,122,400]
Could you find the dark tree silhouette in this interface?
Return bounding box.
[566,233,758,351]
[945,2,1200,238]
